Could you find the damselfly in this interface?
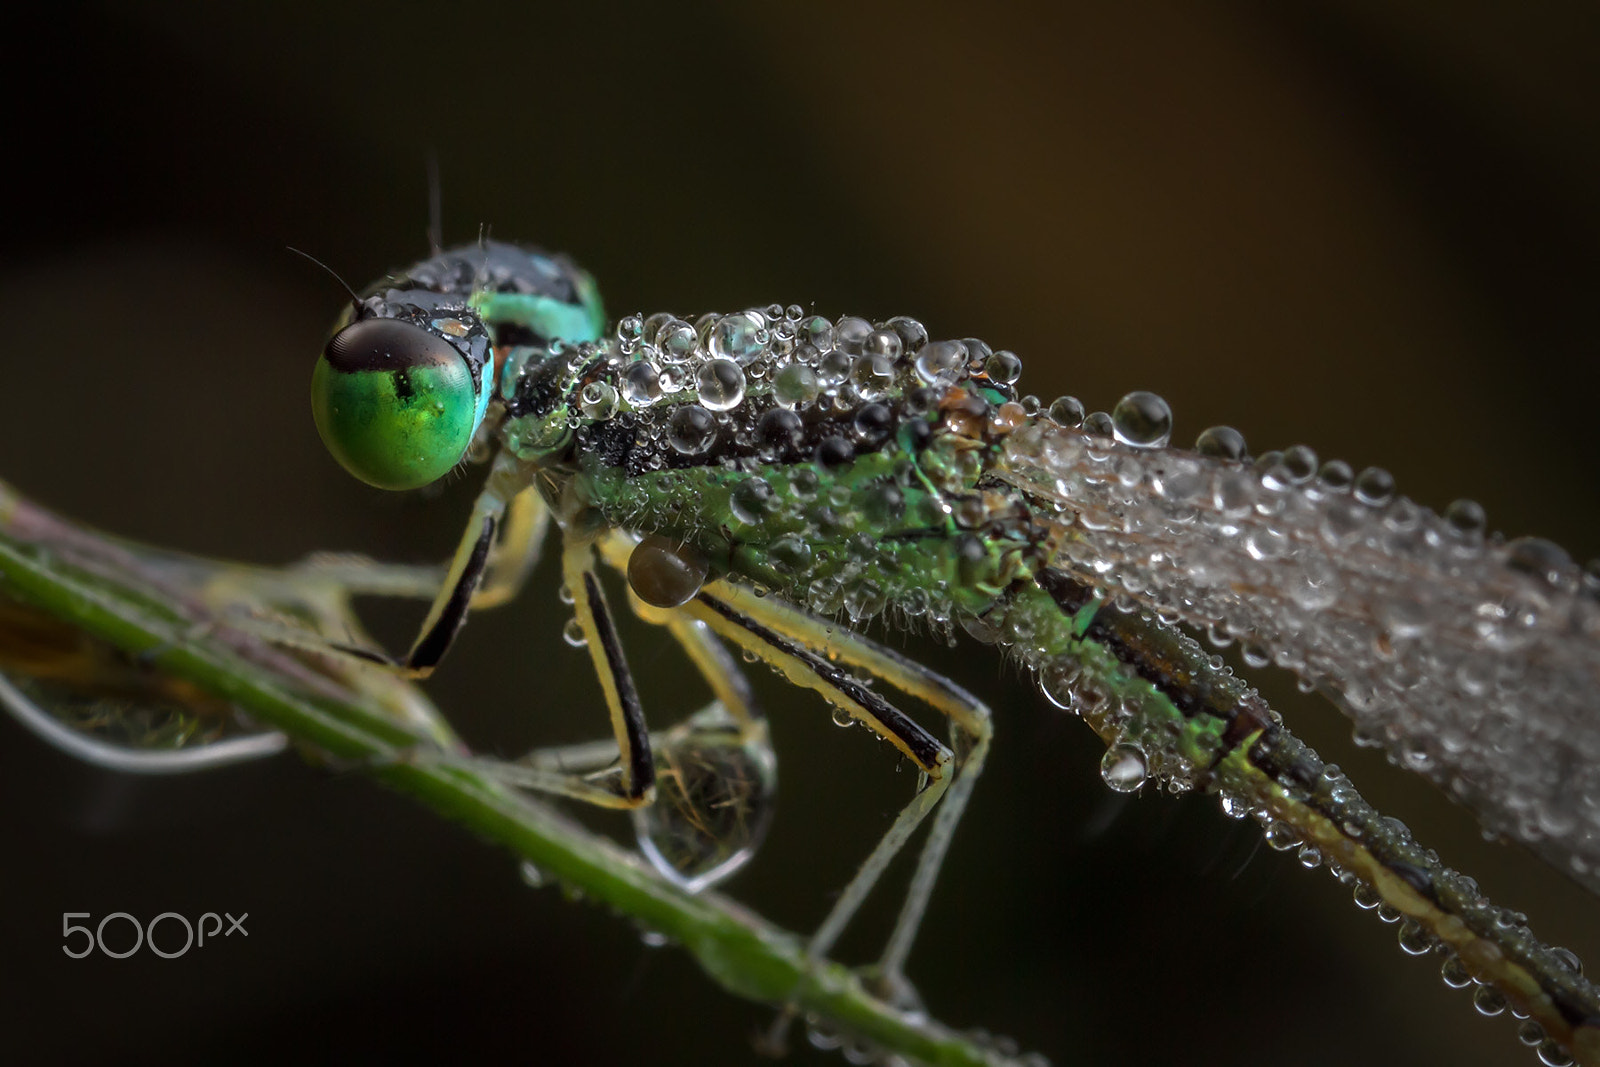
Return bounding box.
[300,238,1600,1065]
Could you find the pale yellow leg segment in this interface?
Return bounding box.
[698,579,993,984]
[472,486,549,608]
[561,539,656,805]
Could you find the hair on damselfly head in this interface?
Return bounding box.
[425,150,443,256]
[285,245,362,313]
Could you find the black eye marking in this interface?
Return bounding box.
[324,318,464,375]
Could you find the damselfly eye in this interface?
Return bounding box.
[312,318,480,490]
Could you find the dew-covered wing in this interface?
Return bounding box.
[995,419,1600,893]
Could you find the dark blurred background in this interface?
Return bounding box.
[1,3,1598,1064]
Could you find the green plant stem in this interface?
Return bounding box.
[0,521,1031,1067]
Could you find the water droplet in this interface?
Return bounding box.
[621,361,663,406]
[1353,466,1395,506]
[915,339,967,386]
[654,319,698,362]
[1111,391,1172,447]
[1444,498,1486,537]
[815,435,854,469]
[730,479,776,525]
[1440,954,1473,989]
[805,1017,844,1051]
[864,328,903,361]
[579,380,619,421]
[1397,918,1433,955]
[983,350,1023,384]
[755,408,806,454]
[1263,821,1301,851]
[1314,459,1352,491]
[1518,1021,1547,1048]
[639,928,670,949]
[711,311,768,364]
[816,349,853,388]
[627,535,710,608]
[1472,983,1507,1017]
[803,315,834,351]
[1195,425,1247,460]
[769,534,812,574]
[772,362,820,407]
[834,315,872,356]
[1538,1039,1575,1066]
[615,313,644,344]
[886,315,929,354]
[1280,444,1317,484]
[658,363,690,393]
[1083,410,1114,437]
[1047,396,1085,428]
[668,404,717,454]
[831,707,854,728]
[562,616,587,647]
[695,358,747,411]
[519,860,546,887]
[853,403,895,445]
[850,353,896,399]
[1099,744,1148,792]
[1506,536,1572,586]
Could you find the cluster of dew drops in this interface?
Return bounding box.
[1029,393,1587,1067]
[561,302,1031,443]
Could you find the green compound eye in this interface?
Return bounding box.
[312,318,482,490]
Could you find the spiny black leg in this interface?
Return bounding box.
[692,592,949,775]
[406,515,495,672]
[582,569,655,800]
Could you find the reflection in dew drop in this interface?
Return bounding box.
[915,340,967,386]
[695,358,747,411]
[578,381,618,421]
[1473,983,1508,1017]
[886,315,929,354]
[816,349,853,388]
[772,362,819,407]
[1440,954,1474,989]
[1194,424,1246,460]
[1083,410,1114,437]
[983,350,1023,385]
[621,361,662,407]
[1099,743,1147,792]
[561,617,587,647]
[850,353,896,399]
[1111,391,1172,448]
[658,363,690,394]
[1047,395,1086,428]
[1353,466,1395,506]
[655,319,698,362]
[668,404,717,454]
[632,704,777,894]
[834,315,872,356]
[1444,497,1487,537]
[711,311,769,365]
